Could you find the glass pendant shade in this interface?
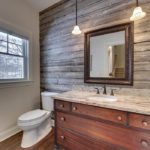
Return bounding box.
[130,6,146,21]
[72,0,82,35]
[72,25,82,35]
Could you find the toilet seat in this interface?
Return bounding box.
[18,109,50,126]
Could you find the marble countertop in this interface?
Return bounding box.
[52,91,150,115]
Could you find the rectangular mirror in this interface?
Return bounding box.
[84,23,134,85]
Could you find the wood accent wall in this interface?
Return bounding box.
[40,0,150,92]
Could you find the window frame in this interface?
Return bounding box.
[0,28,29,83]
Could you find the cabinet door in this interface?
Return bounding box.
[57,112,150,150]
[55,100,71,112]
[129,113,150,131]
[57,127,127,150]
[71,103,127,125]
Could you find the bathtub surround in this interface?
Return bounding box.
[40,0,150,92]
[0,0,40,141]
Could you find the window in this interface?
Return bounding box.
[0,30,29,82]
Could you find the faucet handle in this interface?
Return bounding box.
[95,88,100,94]
[110,89,117,96]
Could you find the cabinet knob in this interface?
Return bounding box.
[60,104,64,108]
[117,116,122,121]
[141,140,149,147]
[73,107,77,111]
[60,117,65,121]
[60,136,65,140]
[142,120,148,127]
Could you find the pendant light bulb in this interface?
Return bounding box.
[130,6,146,21]
[130,0,146,21]
[72,0,82,35]
[72,25,82,35]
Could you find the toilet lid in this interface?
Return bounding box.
[18,109,47,122]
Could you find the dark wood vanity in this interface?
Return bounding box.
[54,99,150,150]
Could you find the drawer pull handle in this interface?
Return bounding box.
[73,107,77,111]
[60,117,65,121]
[60,136,65,140]
[142,121,148,126]
[141,140,149,147]
[60,104,64,108]
[117,116,122,121]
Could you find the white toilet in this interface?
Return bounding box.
[18,92,58,148]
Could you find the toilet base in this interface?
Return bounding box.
[21,118,52,148]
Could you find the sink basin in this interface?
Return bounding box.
[87,95,117,102]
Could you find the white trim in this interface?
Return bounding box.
[0,80,34,89]
[0,17,34,86]
[0,126,21,142]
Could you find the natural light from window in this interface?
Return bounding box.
[0,30,29,82]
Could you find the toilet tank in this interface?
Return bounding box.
[41,92,58,111]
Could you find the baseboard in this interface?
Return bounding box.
[0,126,21,142]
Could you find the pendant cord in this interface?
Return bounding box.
[136,0,139,6]
[76,0,77,25]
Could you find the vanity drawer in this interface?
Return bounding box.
[129,113,150,131]
[55,100,70,112]
[57,112,150,150]
[71,103,127,125]
[57,127,127,150]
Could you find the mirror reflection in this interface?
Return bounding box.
[90,31,125,78]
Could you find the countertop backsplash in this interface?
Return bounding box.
[72,85,150,98]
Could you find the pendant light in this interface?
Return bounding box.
[130,0,146,21]
[72,0,82,35]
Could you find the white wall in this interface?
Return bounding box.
[0,0,40,141]
[114,45,125,68]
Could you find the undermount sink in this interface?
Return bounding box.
[87,95,118,102]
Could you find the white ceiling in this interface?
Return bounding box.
[25,0,61,12]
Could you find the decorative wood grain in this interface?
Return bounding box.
[55,100,150,150]
[57,111,150,149]
[40,0,150,92]
[57,127,127,150]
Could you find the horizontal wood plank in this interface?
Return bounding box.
[40,0,150,91]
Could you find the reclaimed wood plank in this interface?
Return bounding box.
[40,0,150,91]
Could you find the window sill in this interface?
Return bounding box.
[0,80,34,89]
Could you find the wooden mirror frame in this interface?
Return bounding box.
[84,22,134,85]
